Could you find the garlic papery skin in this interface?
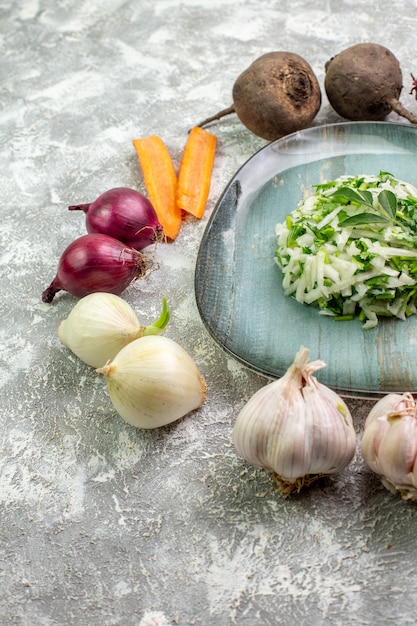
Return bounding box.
[363,393,413,429]
[58,292,170,368]
[361,393,417,501]
[96,335,206,429]
[232,346,356,496]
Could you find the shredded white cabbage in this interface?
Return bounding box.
[275,172,417,328]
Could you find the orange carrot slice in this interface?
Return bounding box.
[132,136,182,241]
[176,126,217,219]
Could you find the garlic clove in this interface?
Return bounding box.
[380,415,417,479]
[301,382,356,473]
[57,292,169,368]
[359,416,389,469]
[96,335,206,429]
[233,346,356,496]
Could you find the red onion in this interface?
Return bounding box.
[42,233,147,303]
[68,187,164,250]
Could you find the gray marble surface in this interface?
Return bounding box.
[2,1,417,625]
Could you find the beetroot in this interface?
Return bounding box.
[196,52,322,141]
[324,43,417,124]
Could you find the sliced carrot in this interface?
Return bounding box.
[176,126,217,219]
[132,136,182,241]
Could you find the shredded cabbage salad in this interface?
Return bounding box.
[275,171,417,329]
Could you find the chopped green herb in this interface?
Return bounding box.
[378,189,397,219]
[330,186,374,208]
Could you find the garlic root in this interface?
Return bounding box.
[272,473,324,497]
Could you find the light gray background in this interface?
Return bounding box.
[2,1,417,625]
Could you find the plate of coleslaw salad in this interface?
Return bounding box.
[195,122,417,397]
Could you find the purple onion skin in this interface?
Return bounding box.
[42,233,147,303]
[68,187,164,251]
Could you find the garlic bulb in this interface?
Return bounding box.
[361,392,417,501]
[58,292,170,368]
[233,346,356,496]
[96,335,206,429]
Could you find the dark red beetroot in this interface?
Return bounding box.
[69,187,164,251]
[196,52,322,141]
[42,233,148,303]
[325,43,417,124]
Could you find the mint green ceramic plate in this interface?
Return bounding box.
[195,122,417,398]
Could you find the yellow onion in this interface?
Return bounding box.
[58,292,169,368]
[97,335,206,429]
